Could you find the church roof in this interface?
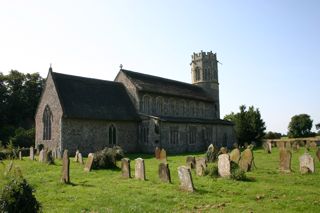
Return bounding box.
[51,71,140,121]
[120,69,214,102]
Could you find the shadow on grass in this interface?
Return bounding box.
[69,181,95,187]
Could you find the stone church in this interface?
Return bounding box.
[35,51,236,156]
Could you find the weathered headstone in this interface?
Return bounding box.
[263,141,272,153]
[299,153,315,174]
[47,150,54,164]
[39,149,44,162]
[285,142,291,150]
[186,156,196,169]
[220,147,228,154]
[177,166,194,192]
[121,158,131,178]
[205,144,217,162]
[229,148,241,164]
[195,157,207,176]
[74,150,79,162]
[78,153,84,164]
[84,153,94,172]
[316,148,320,161]
[279,149,292,172]
[29,146,34,160]
[292,142,299,152]
[239,148,254,172]
[218,154,230,177]
[276,141,285,150]
[158,162,171,183]
[135,158,146,180]
[19,151,22,160]
[61,150,70,183]
[155,147,161,159]
[159,149,167,161]
[309,141,317,149]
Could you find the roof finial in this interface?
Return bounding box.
[119,64,123,70]
[49,63,53,72]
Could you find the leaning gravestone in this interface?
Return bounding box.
[239,148,254,172]
[84,153,94,172]
[195,157,207,176]
[218,154,231,177]
[159,149,167,161]
[19,151,22,160]
[229,148,241,164]
[78,153,84,164]
[29,146,34,160]
[186,156,196,169]
[316,148,320,161]
[155,147,161,159]
[74,150,79,162]
[299,153,315,174]
[177,166,194,192]
[135,158,146,180]
[158,162,171,183]
[121,158,131,178]
[279,149,292,172]
[61,150,70,183]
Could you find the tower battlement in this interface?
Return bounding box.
[192,50,217,61]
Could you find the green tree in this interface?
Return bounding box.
[224,105,266,146]
[264,131,282,139]
[288,114,313,138]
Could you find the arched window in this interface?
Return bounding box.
[169,98,175,116]
[109,124,117,145]
[195,67,200,81]
[156,96,164,115]
[42,105,52,140]
[142,95,150,113]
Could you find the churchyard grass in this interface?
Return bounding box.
[1,148,320,212]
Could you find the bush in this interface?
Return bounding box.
[230,162,247,181]
[0,166,41,213]
[204,164,219,178]
[92,146,124,169]
[11,128,35,148]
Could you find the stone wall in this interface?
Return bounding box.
[35,72,63,152]
[61,118,138,155]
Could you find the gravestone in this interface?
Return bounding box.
[292,142,299,152]
[263,141,272,153]
[159,149,167,161]
[74,150,79,162]
[158,162,171,183]
[47,150,54,164]
[229,148,241,164]
[186,156,196,169]
[218,154,230,177]
[29,146,34,160]
[39,149,44,162]
[155,147,161,159]
[195,157,207,176]
[279,149,292,172]
[78,153,84,164]
[19,151,22,160]
[84,153,94,172]
[61,150,70,183]
[276,141,285,150]
[177,166,194,192]
[299,153,315,174]
[316,148,320,161]
[121,158,131,178]
[52,148,57,159]
[309,142,317,149]
[135,158,146,180]
[220,147,228,154]
[205,144,217,162]
[233,143,239,149]
[239,148,254,172]
[285,142,291,149]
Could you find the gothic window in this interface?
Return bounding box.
[169,98,175,116]
[195,67,200,81]
[181,100,186,116]
[142,95,151,113]
[109,124,117,145]
[170,128,179,145]
[155,96,164,115]
[42,105,52,140]
[189,127,197,144]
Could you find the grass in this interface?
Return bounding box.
[1,148,320,213]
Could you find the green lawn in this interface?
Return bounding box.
[1,148,320,213]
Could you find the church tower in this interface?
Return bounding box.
[191,51,220,118]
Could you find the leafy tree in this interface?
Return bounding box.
[224,105,266,146]
[264,131,282,139]
[288,114,313,138]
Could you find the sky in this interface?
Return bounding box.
[0,0,319,134]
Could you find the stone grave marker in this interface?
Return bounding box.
[279,149,292,172]
[195,157,207,176]
[39,149,44,162]
[84,153,94,172]
[292,142,299,152]
[47,150,54,164]
[316,148,320,161]
[220,147,228,154]
[159,149,167,161]
[239,148,254,172]
[74,150,79,162]
[155,147,161,159]
[276,141,285,150]
[285,142,292,150]
[186,156,196,169]
[29,146,34,160]
[263,141,272,153]
[177,166,194,192]
[78,153,84,164]
[121,158,131,178]
[229,148,241,164]
[158,162,171,183]
[135,158,146,180]
[19,151,22,160]
[205,144,217,163]
[218,154,230,177]
[61,150,70,183]
[309,141,317,149]
[299,153,315,174]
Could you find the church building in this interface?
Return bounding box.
[35,51,236,155]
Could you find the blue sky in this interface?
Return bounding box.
[0,0,319,134]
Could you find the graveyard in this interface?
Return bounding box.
[1,147,320,212]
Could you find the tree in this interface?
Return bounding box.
[264,131,282,139]
[224,105,266,146]
[288,114,313,138]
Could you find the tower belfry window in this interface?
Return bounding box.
[195,67,200,81]
[109,124,117,145]
[43,105,52,140]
